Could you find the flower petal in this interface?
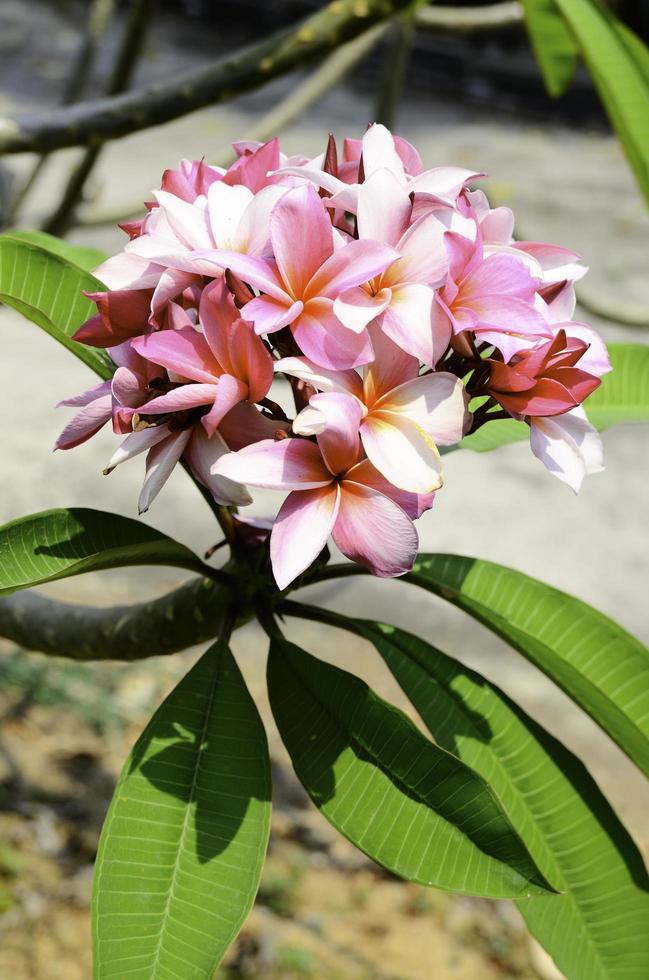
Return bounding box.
[206,181,254,248]
[294,392,363,475]
[201,376,249,435]
[387,212,448,287]
[356,168,412,245]
[212,437,332,489]
[242,295,303,335]
[139,429,192,513]
[270,484,340,590]
[346,458,434,519]
[333,482,418,577]
[362,324,419,405]
[274,356,364,398]
[379,283,438,368]
[307,239,399,300]
[132,328,221,383]
[377,372,470,445]
[54,394,112,451]
[270,183,333,296]
[333,285,391,333]
[184,426,252,506]
[292,300,374,370]
[530,407,603,492]
[360,411,443,493]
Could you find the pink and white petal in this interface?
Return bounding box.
[529,407,603,493]
[292,301,374,370]
[387,212,448,287]
[242,295,303,336]
[271,165,348,199]
[427,297,454,365]
[274,356,363,398]
[333,285,391,333]
[555,322,612,377]
[139,384,220,416]
[307,239,399,300]
[184,427,252,506]
[477,330,536,362]
[93,252,164,291]
[393,135,423,176]
[356,168,412,244]
[219,402,290,450]
[206,181,254,248]
[201,375,248,436]
[362,323,419,404]
[379,283,437,367]
[469,295,552,337]
[296,392,363,475]
[409,167,483,204]
[270,183,333,295]
[138,429,192,513]
[226,319,274,401]
[197,250,288,301]
[199,278,237,367]
[57,380,112,408]
[271,484,340,590]
[111,367,146,408]
[515,242,587,282]
[345,458,434,519]
[151,269,197,314]
[152,190,212,249]
[132,329,221,382]
[378,372,470,445]
[235,183,291,255]
[360,412,443,494]
[333,482,417,577]
[480,206,515,244]
[361,124,405,180]
[104,424,172,473]
[461,252,539,302]
[212,437,332,490]
[54,395,113,450]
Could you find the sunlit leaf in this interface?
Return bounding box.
[268,635,557,899]
[0,508,209,594]
[0,234,113,379]
[360,619,649,980]
[520,0,579,96]
[4,229,107,271]
[407,554,649,778]
[93,637,271,979]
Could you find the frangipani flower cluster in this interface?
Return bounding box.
[58,125,610,589]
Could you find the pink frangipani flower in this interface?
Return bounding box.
[204,183,399,369]
[213,393,428,588]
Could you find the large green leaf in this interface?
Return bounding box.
[3,229,107,271]
[267,635,557,899]
[551,0,649,206]
[520,0,579,97]
[359,619,649,980]
[0,234,113,378]
[0,508,209,593]
[93,637,271,979]
[460,342,649,453]
[406,554,649,778]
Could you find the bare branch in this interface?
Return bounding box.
[0,577,232,662]
[415,2,523,33]
[0,0,414,156]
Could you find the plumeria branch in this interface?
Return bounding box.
[0,576,236,662]
[415,2,523,33]
[0,0,415,155]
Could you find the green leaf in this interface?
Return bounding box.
[267,635,557,899]
[3,229,107,271]
[407,554,649,778]
[520,0,580,97]
[459,342,649,453]
[551,0,649,206]
[359,619,649,980]
[0,234,113,379]
[0,508,210,594]
[93,637,271,979]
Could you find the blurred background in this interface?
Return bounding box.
[1,1,649,977]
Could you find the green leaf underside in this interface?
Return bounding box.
[0,508,208,594]
[520,0,579,97]
[359,620,649,980]
[459,343,649,453]
[552,0,649,206]
[4,229,107,271]
[0,235,113,379]
[93,639,271,980]
[268,635,556,899]
[407,555,649,779]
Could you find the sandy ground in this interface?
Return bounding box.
[1,3,649,976]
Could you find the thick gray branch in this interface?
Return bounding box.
[0,577,233,661]
[0,0,413,155]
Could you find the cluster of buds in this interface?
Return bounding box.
[58,125,609,589]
